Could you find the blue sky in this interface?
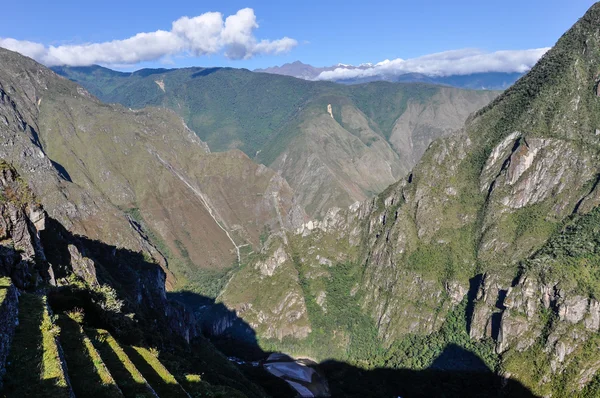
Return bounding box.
[0,0,596,71]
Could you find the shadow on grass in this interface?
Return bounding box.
[86,328,155,398]
[122,346,187,398]
[56,315,122,398]
[3,294,71,398]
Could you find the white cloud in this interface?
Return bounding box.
[0,8,297,66]
[316,48,551,80]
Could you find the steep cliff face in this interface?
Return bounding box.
[0,161,196,342]
[0,162,49,288]
[0,162,275,397]
[0,47,306,294]
[220,3,600,394]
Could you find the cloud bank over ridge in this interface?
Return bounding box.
[316,48,550,80]
[0,8,297,66]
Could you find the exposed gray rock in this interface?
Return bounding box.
[67,244,98,286]
[256,246,288,277]
[584,300,600,331]
[558,295,589,324]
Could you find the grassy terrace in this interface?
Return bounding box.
[123,346,188,398]
[3,294,71,397]
[56,315,123,397]
[0,277,10,304]
[86,328,156,398]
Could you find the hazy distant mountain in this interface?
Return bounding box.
[255,61,523,90]
[254,60,368,80]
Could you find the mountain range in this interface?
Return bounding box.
[52,65,497,218]
[255,60,524,89]
[1,2,600,398]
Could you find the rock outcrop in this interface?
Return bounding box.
[0,163,50,288]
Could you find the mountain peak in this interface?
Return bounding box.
[468,2,600,150]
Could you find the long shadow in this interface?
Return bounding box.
[56,315,122,398]
[122,346,187,398]
[191,67,222,78]
[34,215,539,397]
[86,328,155,398]
[319,347,535,398]
[171,290,539,397]
[465,273,483,334]
[2,294,72,397]
[41,216,184,346]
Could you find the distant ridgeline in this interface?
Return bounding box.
[255,60,523,89]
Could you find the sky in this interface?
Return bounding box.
[0,0,596,77]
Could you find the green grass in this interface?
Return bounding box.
[56,315,123,397]
[123,346,188,398]
[524,206,600,299]
[86,328,156,397]
[160,337,268,398]
[0,277,10,304]
[3,294,71,397]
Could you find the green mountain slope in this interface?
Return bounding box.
[218,3,600,395]
[0,47,306,294]
[53,65,497,217]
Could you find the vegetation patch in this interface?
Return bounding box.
[123,346,188,398]
[87,328,156,397]
[56,314,123,397]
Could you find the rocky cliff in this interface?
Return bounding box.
[0,160,195,341]
[0,162,273,397]
[220,3,600,395]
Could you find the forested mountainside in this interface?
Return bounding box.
[218,3,600,396]
[0,161,281,397]
[3,2,600,397]
[0,47,302,397]
[53,65,497,217]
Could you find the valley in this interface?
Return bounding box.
[53,65,497,218]
[1,2,600,397]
